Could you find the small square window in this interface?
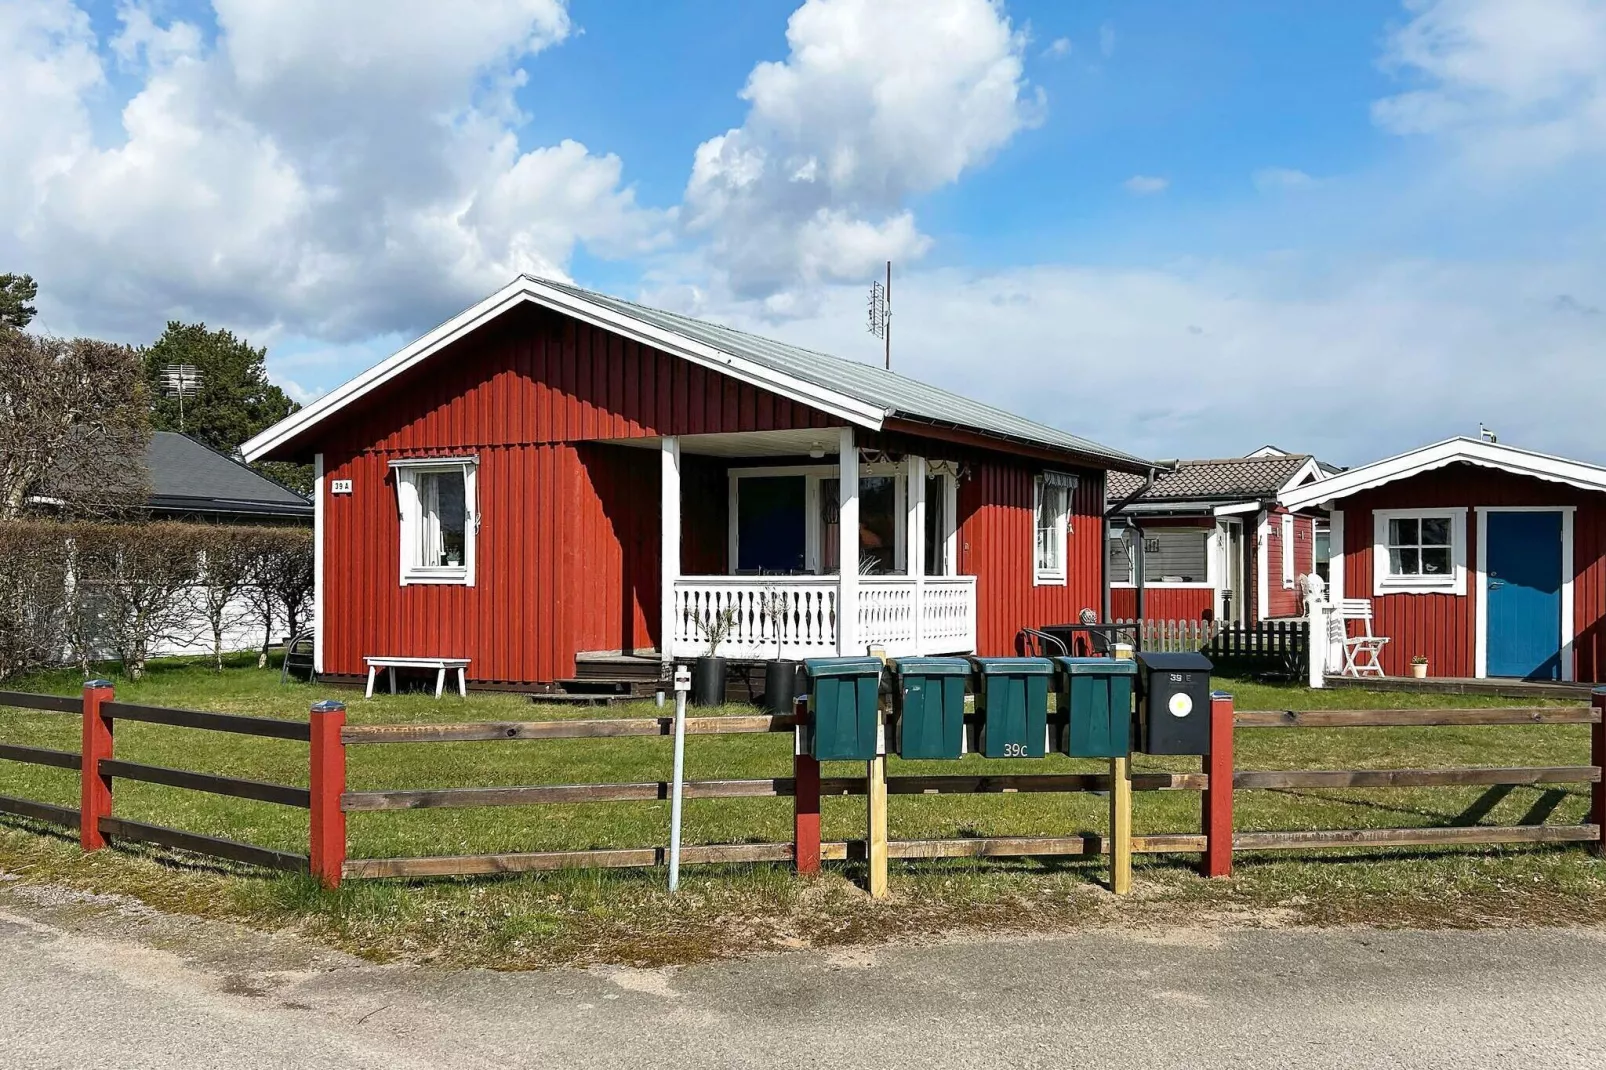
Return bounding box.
[394,460,478,586]
[1375,509,1463,594]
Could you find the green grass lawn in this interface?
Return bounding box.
[1,656,1603,968]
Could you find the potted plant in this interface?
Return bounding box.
[1410,654,1429,679]
[756,588,798,715]
[690,604,739,707]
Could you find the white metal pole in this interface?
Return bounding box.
[668,663,691,892]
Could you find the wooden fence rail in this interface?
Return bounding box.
[4,684,1606,892]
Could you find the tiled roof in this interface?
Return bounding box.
[146,432,311,518]
[1108,454,1314,503]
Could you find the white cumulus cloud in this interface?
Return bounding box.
[1374,0,1606,171]
[682,0,1041,311]
[1,0,664,342]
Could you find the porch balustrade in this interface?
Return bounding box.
[670,575,977,660]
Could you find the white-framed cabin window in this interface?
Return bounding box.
[1372,508,1466,595]
[392,458,478,586]
[1034,472,1077,586]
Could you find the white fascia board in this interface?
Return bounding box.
[1280,437,1606,511]
[243,276,888,462]
[1213,500,1261,516]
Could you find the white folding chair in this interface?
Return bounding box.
[1329,598,1389,677]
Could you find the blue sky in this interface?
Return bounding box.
[5,0,1605,464]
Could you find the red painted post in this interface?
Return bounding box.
[79,679,115,851]
[1202,691,1235,878]
[309,699,347,889]
[1592,689,1606,856]
[793,697,821,875]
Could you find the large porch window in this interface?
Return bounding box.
[727,461,956,577]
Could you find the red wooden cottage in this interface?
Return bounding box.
[1107,450,1327,625]
[1280,437,1606,682]
[242,276,1152,690]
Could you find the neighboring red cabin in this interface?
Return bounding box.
[1282,438,1606,682]
[1108,450,1326,625]
[243,277,1150,688]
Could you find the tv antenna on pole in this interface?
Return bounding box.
[867,260,891,369]
[160,364,202,432]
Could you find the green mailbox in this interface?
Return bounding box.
[888,657,970,760]
[803,657,885,761]
[968,657,1055,758]
[1053,657,1136,758]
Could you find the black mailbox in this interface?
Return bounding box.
[1135,651,1213,755]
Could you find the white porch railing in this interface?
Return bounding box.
[670,575,977,660]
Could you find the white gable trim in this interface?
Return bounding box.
[1280,437,1606,511]
[1276,456,1324,495]
[242,276,890,462]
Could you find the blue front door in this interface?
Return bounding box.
[1484,511,1563,680]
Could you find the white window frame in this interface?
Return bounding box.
[1281,513,1296,589]
[1034,473,1076,586]
[1372,507,1466,595]
[924,464,960,577]
[392,457,479,587]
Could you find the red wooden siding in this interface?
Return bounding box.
[314,304,840,685]
[316,304,839,458]
[1337,463,1606,680]
[1111,586,1214,621]
[958,462,1105,656]
[1262,506,1315,619]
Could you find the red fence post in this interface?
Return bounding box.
[1592,689,1606,856]
[793,697,821,876]
[79,679,115,851]
[309,699,347,889]
[1202,691,1235,878]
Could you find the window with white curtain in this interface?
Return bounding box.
[1034,472,1077,585]
[394,459,478,585]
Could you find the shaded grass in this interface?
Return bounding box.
[0,655,1603,967]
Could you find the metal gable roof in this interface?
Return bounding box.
[242,275,1152,472]
[1108,454,1314,503]
[533,279,1149,470]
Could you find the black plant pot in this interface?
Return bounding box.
[691,655,727,707]
[761,659,800,716]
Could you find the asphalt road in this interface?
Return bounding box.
[3,881,1606,1069]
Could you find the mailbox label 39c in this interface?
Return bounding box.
[1168,693,1194,718]
[1002,742,1030,757]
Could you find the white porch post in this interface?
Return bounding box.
[660,437,681,667]
[906,454,926,654]
[837,427,859,655]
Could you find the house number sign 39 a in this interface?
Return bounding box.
[330,479,353,495]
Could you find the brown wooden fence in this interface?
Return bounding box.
[2,684,1603,891]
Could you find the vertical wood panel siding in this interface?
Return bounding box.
[1339,463,1606,681]
[1111,587,1215,621]
[1262,507,1316,619]
[958,462,1106,657]
[317,305,840,685]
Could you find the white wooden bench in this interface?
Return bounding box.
[364,656,471,699]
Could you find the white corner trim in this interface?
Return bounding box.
[1329,509,1346,601]
[242,277,888,462]
[1372,507,1467,596]
[1474,506,1576,682]
[1281,436,1606,510]
[1255,512,1270,622]
[312,453,325,674]
[660,437,680,666]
